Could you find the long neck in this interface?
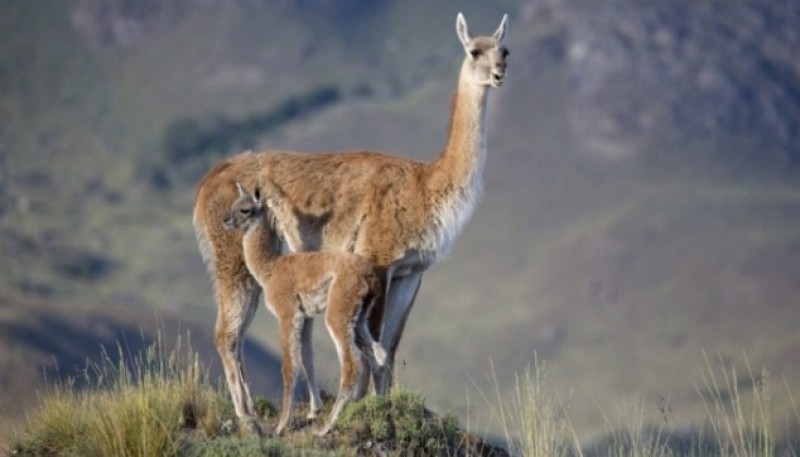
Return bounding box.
[425,61,489,193]
[242,216,278,281]
[415,62,490,260]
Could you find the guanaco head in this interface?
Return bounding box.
[223,182,264,232]
[456,12,509,88]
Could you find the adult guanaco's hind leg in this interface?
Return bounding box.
[297,317,323,419]
[214,279,263,435]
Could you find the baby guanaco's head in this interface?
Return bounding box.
[223,182,265,232]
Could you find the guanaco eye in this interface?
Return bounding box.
[239,208,250,215]
[469,49,481,59]
[502,48,509,58]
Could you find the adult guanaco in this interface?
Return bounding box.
[193,12,509,433]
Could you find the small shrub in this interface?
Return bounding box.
[336,388,475,455]
[338,393,392,442]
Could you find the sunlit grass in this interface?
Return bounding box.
[11,331,231,457]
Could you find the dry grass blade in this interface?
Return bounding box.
[695,349,774,457]
[471,358,577,457]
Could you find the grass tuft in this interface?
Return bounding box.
[12,331,231,457]
[590,397,675,457]
[475,359,578,457]
[696,349,775,457]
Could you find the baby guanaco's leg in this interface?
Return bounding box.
[317,301,363,436]
[274,312,304,435]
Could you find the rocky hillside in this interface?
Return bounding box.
[517,0,800,162]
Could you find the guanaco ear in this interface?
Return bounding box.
[456,12,471,51]
[493,14,508,44]
[252,186,261,203]
[235,181,246,197]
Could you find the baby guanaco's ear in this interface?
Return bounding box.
[252,186,261,203]
[235,181,247,197]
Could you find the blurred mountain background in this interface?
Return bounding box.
[1,0,799,443]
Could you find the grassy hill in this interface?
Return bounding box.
[2,0,800,448]
[7,331,798,456]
